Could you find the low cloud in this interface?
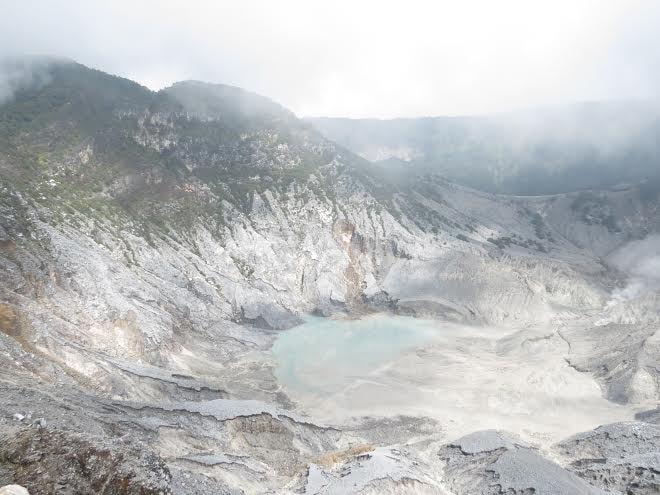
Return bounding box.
[0,1,659,117]
[0,57,55,104]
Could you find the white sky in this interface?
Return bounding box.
[1,0,659,117]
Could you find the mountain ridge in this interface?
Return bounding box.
[307,101,660,195]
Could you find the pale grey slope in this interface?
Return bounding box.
[561,322,660,404]
[554,422,660,494]
[439,430,608,494]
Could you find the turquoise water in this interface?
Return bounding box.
[272,314,440,394]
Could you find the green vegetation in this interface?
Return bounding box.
[0,58,349,248]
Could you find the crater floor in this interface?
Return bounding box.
[273,314,648,445]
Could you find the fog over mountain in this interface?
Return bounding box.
[1,0,660,117]
[0,57,56,104]
[308,102,660,194]
[1,3,660,495]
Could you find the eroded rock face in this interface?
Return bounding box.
[301,446,444,495]
[554,422,660,495]
[0,426,171,495]
[439,430,607,495]
[0,380,343,494]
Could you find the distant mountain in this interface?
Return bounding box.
[307,101,660,195]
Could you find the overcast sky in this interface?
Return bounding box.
[1,0,659,118]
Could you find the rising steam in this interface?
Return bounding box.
[608,234,660,305]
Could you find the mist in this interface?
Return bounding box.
[3,0,659,196]
[0,57,56,104]
[1,0,660,118]
[308,99,660,195]
[608,234,660,303]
